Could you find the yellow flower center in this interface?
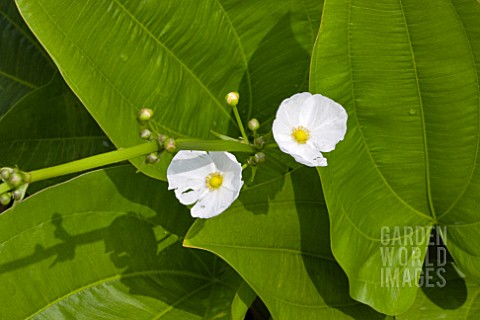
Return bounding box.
[206,172,223,190]
[291,126,310,144]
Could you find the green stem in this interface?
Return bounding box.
[29,142,159,183]
[232,105,250,143]
[0,139,255,195]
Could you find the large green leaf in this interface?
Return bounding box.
[397,262,480,319]
[0,0,54,116]
[185,167,386,320]
[310,0,480,315]
[15,0,323,180]
[0,75,114,192]
[230,282,257,320]
[0,166,245,319]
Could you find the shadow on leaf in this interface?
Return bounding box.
[292,168,387,319]
[0,166,240,319]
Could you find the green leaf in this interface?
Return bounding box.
[185,167,386,320]
[310,0,480,314]
[398,262,480,319]
[0,166,245,319]
[15,0,323,180]
[230,282,257,320]
[0,75,114,193]
[0,0,54,116]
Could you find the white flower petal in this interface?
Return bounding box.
[167,151,215,187]
[279,141,327,167]
[308,95,348,152]
[174,181,208,205]
[191,187,238,218]
[190,190,220,218]
[298,94,321,127]
[272,92,347,166]
[221,171,244,193]
[167,150,213,205]
[167,151,243,219]
[272,117,294,142]
[275,92,312,128]
[209,152,241,174]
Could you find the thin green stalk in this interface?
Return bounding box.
[30,142,159,183]
[0,139,255,195]
[232,105,250,143]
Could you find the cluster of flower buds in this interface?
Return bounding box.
[137,108,155,142]
[136,108,177,165]
[0,167,30,206]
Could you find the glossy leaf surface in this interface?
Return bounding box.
[0,166,244,319]
[310,0,480,314]
[0,0,54,116]
[0,76,113,192]
[15,0,323,180]
[185,167,386,320]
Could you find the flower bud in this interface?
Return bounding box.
[137,108,154,123]
[254,152,266,164]
[254,136,266,149]
[8,172,24,188]
[158,134,168,146]
[1,168,12,182]
[140,128,152,140]
[146,152,160,164]
[225,92,239,107]
[0,193,11,206]
[164,138,176,153]
[12,190,22,201]
[248,118,260,131]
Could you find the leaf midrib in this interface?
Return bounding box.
[30,0,237,138]
[211,0,253,120]
[0,69,37,89]
[111,0,235,125]
[24,270,215,320]
[345,0,433,222]
[188,242,336,263]
[398,0,436,221]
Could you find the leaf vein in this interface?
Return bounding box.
[347,0,432,221]
[25,270,213,320]
[398,0,436,221]
[111,0,234,123]
[437,2,480,220]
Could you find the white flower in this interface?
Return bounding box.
[272,92,348,167]
[167,151,243,218]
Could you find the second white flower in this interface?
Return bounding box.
[272,92,348,167]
